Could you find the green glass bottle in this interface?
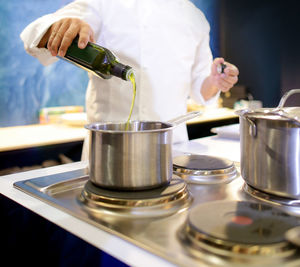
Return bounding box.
[60,37,133,81]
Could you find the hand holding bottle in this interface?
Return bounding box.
[37,18,133,81]
[38,18,95,57]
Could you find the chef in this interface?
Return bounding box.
[20,0,239,159]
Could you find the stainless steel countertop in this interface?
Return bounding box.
[13,163,300,267]
[2,136,300,267]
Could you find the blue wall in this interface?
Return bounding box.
[190,0,220,58]
[0,0,218,127]
[0,0,88,127]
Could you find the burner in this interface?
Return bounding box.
[181,201,300,259]
[244,183,300,208]
[79,178,192,218]
[173,154,238,184]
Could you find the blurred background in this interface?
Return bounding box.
[0,0,299,127]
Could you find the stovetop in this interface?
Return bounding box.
[14,165,300,267]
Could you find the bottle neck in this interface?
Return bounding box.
[111,64,133,81]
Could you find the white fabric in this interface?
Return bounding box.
[20,0,219,157]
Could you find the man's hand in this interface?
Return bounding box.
[201,57,239,101]
[210,57,239,93]
[38,18,95,57]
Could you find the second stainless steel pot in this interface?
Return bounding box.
[85,111,200,190]
[236,89,300,199]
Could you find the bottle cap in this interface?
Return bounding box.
[112,63,133,80]
[124,67,134,81]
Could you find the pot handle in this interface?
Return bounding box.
[276,89,300,110]
[236,89,300,129]
[235,109,257,137]
[273,89,300,125]
[245,116,257,137]
[167,111,201,126]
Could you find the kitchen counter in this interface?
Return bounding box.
[0,135,240,267]
[0,108,237,153]
[0,123,87,153]
[187,107,238,124]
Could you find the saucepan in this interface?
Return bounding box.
[236,89,300,199]
[85,111,200,190]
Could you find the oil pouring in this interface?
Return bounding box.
[56,37,136,128]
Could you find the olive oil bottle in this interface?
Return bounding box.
[55,37,136,129]
[61,37,133,81]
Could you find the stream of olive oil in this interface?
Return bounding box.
[125,72,136,130]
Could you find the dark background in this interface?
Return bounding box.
[219,0,300,107]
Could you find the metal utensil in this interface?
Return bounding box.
[85,111,201,190]
[240,89,300,131]
[167,111,201,126]
[236,89,300,199]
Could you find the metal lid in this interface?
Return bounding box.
[236,89,300,126]
[243,107,300,123]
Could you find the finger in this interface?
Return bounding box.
[216,75,238,92]
[47,22,62,55]
[38,28,51,48]
[212,57,225,75]
[90,30,95,43]
[58,23,80,57]
[50,32,65,56]
[214,57,225,65]
[78,25,94,48]
[52,21,73,57]
[218,77,233,91]
[224,64,239,76]
[221,74,238,85]
[48,24,67,56]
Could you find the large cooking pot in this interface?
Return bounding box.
[85,111,200,190]
[236,89,300,199]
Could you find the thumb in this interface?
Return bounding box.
[212,57,225,75]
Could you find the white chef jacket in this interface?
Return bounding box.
[20,0,219,159]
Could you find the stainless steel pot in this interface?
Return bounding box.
[236,89,300,199]
[85,111,200,190]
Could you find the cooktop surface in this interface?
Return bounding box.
[14,165,300,267]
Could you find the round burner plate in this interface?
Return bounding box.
[173,154,238,184]
[182,201,300,258]
[79,178,192,218]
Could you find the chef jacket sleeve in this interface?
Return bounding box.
[20,0,102,66]
[190,13,220,106]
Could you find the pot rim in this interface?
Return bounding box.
[85,120,175,134]
[235,107,300,126]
